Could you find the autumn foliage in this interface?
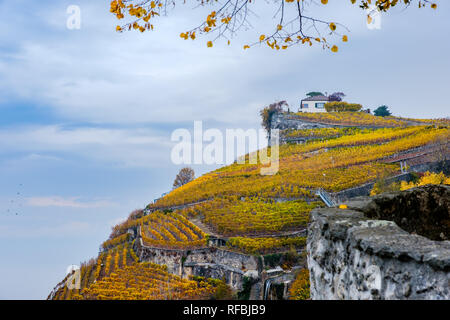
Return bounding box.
[289,268,310,300]
[110,0,437,52]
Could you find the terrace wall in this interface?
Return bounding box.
[307,186,450,300]
[134,235,261,291]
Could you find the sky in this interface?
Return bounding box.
[0,0,448,299]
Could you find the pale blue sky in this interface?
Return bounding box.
[0,0,448,299]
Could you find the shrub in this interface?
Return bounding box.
[324,101,362,112]
[400,171,450,190]
[370,179,401,196]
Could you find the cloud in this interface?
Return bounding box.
[26,196,115,208]
[0,1,321,125]
[2,0,448,125]
[0,125,173,167]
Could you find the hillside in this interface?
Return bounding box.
[49,112,450,300]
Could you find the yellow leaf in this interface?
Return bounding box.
[243,45,250,49]
[342,35,348,42]
[329,22,336,31]
[277,24,282,31]
[207,41,213,48]
[339,204,347,209]
[331,45,338,52]
[321,0,328,4]
[259,35,265,41]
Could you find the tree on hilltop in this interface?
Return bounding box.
[260,101,288,133]
[173,167,195,189]
[374,105,392,117]
[110,0,438,52]
[328,92,346,102]
[306,92,325,97]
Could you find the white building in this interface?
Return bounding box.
[299,95,329,113]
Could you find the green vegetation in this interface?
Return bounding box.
[374,105,392,117]
[324,101,362,112]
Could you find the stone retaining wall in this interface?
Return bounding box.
[307,185,450,300]
[134,236,261,291]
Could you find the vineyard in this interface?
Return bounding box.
[140,211,207,249]
[80,263,218,300]
[52,241,140,300]
[283,127,368,140]
[180,197,320,236]
[289,111,429,127]
[52,238,221,300]
[50,115,450,300]
[151,126,448,208]
[226,236,306,255]
[289,268,310,300]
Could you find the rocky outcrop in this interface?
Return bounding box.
[271,113,356,131]
[134,235,261,292]
[307,185,450,300]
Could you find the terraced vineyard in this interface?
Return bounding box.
[181,197,320,236]
[226,236,307,255]
[51,241,140,300]
[50,117,449,300]
[289,111,444,127]
[51,238,222,300]
[147,124,448,254]
[151,126,447,208]
[283,127,368,140]
[80,263,218,300]
[140,211,207,249]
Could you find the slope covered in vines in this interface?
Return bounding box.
[50,121,449,300]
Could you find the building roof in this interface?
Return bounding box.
[301,95,329,101]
